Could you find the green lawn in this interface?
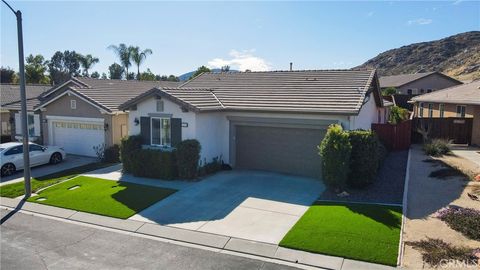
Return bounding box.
[279,201,402,266]
[0,162,116,198]
[28,176,176,219]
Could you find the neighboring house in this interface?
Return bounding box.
[0,84,51,142]
[410,80,480,145]
[379,71,462,95]
[119,69,387,178]
[34,77,181,157]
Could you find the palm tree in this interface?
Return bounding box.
[79,54,99,77]
[108,44,133,80]
[130,46,153,80]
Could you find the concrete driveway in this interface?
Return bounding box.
[0,155,96,185]
[129,170,325,244]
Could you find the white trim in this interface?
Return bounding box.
[36,89,109,114]
[150,117,171,147]
[41,79,85,98]
[45,115,104,123]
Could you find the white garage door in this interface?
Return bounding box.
[51,120,105,157]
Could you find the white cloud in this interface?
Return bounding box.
[207,49,271,71]
[366,11,374,17]
[452,0,463,5]
[407,18,433,25]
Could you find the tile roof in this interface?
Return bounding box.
[177,70,379,114]
[379,71,462,88]
[37,77,182,112]
[410,80,480,105]
[0,84,51,107]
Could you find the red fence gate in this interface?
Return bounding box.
[372,120,412,151]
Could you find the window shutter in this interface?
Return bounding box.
[14,113,21,135]
[140,117,151,145]
[34,114,41,136]
[171,118,182,147]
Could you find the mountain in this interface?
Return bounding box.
[356,31,480,82]
[178,69,238,81]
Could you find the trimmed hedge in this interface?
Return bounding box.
[318,124,351,190]
[176,139,201,179]
[120,136,142,173]
[319,126,387,189]
[129,149,177,180]
[347,130,380,188]
[104,145,120,163]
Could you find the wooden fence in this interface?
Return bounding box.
[412,118,473,144]
[372,120,412,151]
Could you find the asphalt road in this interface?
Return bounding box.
[0,209,302,270]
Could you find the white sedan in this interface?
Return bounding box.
[0,142,66,176]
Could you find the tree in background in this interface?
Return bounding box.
[156,74,180,82]
[0,67,16,83]
[101,73,108,79]
[90,71,100,79]
[381,87,397,96]
[108,44,133,80]
[139,68,156,81]
[79,54,99,77]
[25,54,49,84]
[47,50,81,85]
[221,65,230,72]
[130,46,152,80]
[108,63,124,80]
[190,66,211,79]
[388,106,409,124]
[167,75,179,82]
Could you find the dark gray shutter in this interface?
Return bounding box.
[171,118,182,147]
[140,117,151,145]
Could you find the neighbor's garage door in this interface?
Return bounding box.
[235,125,326,178]
[51,120,105,157]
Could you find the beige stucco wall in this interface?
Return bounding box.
[396,74,461,95]
[0,111,11,136]
[414,102,475,118]
[472,106,480,146]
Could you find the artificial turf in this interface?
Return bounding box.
[279,201,402,266]
[28,176,176,219]
[0,162,116,198]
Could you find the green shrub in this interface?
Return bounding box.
[347,130,380,188]
[423,139,451,157]
[388,106,409,124]
[176,139,201,179]
[0,135,11,143]
[129,149,177,180]
[120,136,142,172]
[318,124,351,189]
[198,156,222,176]
[377,140,388,166]
[381,87,397,96]
[104,145,120,163]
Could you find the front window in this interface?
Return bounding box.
[151,117,171,146]
[456,105,466,118]
[420,89,425,94]
[419,103,424,117]
[428,103,433,118]
[407,89,413,95]
[439,104,445,118]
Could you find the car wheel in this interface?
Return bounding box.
[50,152,63,164]
[1,163,16,176]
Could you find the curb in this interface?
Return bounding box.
[397,147,411,267]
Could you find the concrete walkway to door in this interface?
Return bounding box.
[129,170,325,244]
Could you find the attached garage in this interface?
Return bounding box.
[48,117,105,157]
[230,117,336,178]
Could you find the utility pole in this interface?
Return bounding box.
[2,0,31,198]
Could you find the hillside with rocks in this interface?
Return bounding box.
[357,31,480,82]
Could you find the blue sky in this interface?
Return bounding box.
[1,1,479,76]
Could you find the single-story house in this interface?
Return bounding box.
[33,77,181,156]
[379,71,462,95]
[0,84,51,142]
[119,69,388,178]
[410,80,480,145]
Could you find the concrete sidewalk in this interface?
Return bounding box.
[0,197,396,270]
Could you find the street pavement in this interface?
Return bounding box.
[0,209,303,270]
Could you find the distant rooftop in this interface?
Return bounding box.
[410,80,480,105]
[379,71,462,88]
